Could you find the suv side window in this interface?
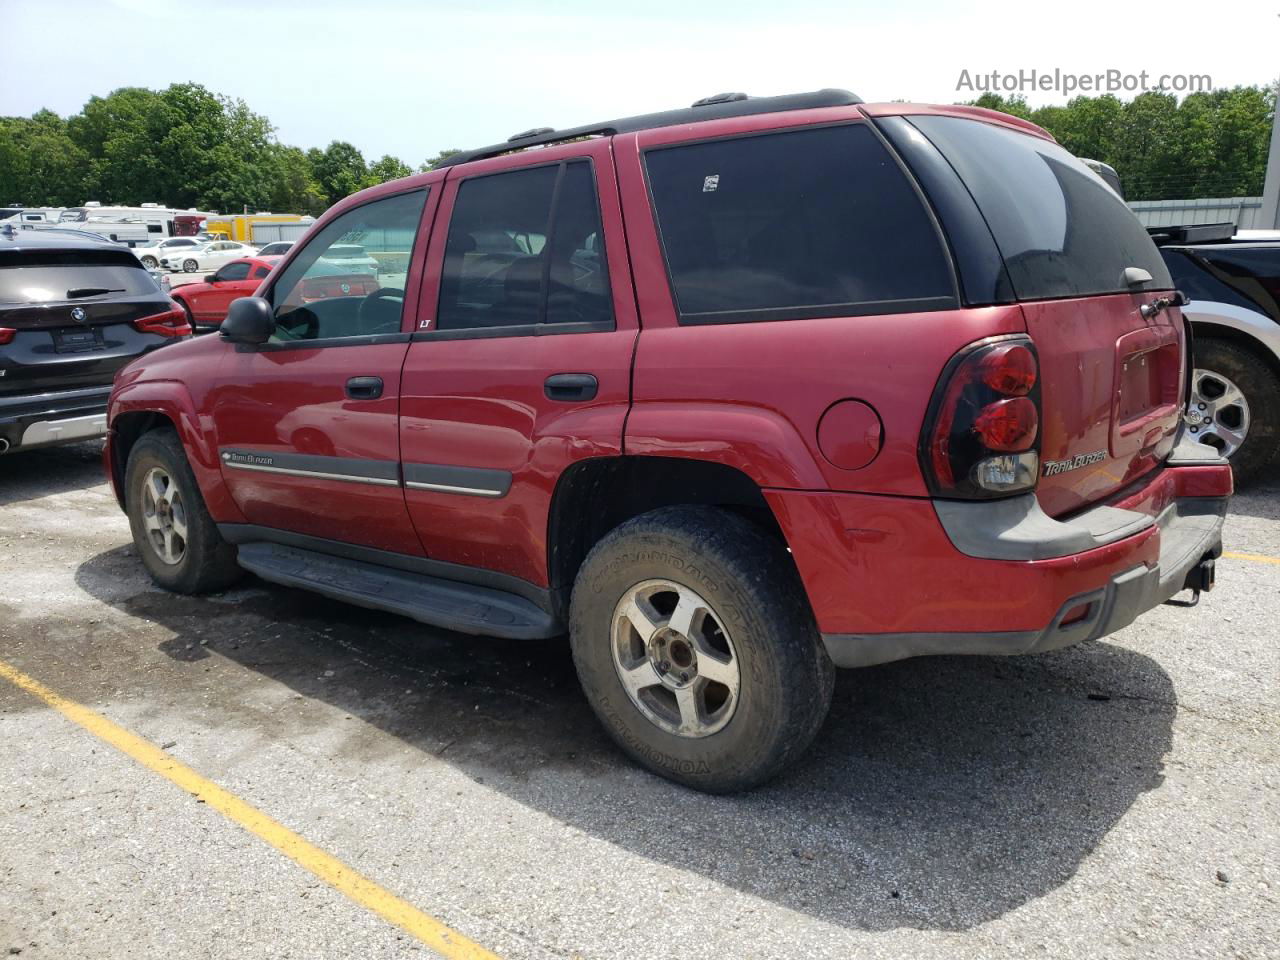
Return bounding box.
[644,124,956,324]
[215,262,251,282]
[436,160,613,332]
[267,189,428,342]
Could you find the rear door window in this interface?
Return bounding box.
[644,124,957,324]
[909,115,1172,300]
[436,160,613,332]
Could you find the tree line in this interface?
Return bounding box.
[0,83,462,215]
[967,85,1276,200]
[1,82,1274,214]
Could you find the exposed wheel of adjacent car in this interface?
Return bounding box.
[1189,338,1280,485]
[182,259,199,273]
[569,505,834,793]
[140,255,158,269]
[125,428,242,593]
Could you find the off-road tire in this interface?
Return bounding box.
[570,505,834,792]
[1195,338,1280,486]
[125,428,242,593]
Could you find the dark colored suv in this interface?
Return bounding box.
[1,227,191,455]
[103,90,1232,791]
[1149,224,1280,483]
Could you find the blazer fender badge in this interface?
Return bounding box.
[1042,450,1107,476]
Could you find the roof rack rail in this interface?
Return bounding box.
[435,88,862,168]
[1147,222,1237,246]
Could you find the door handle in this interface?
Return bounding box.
[345,376,384,400]
[544,373,598,402]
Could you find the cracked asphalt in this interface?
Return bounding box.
[0,441,1277,959]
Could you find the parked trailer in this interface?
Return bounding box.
[249,220,314,245]
[60,203,217,239]
[202,213,309,243]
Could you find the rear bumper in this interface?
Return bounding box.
[0,386,112,454]
[765,451,1232,668]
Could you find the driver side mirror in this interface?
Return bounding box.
[205,274,219,283]
[220,296,275,345]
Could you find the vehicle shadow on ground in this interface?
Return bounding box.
[76,545,1176,933]
[0,442,106,507]
[1228,476,1280,522]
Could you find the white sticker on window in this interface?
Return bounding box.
[702,175,720,193]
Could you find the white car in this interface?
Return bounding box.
[133,236,204,269]
[315,243,379,276]
[161,240,258,273]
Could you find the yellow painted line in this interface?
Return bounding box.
[0,658,502,960]
[1223,550,1280,566]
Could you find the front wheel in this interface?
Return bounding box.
[125,428,241,593]
[182,258,199,273]
[1189,339,1280,485]
[570,506,834,793]
[140,255,158,269]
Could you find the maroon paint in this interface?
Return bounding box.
[103,100,1233,644]
[399,139,638,585]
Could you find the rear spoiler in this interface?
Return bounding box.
[1146,222,1237,246]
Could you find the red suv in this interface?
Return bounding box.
[103,90,1232,791]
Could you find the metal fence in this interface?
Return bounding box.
[1128,196,1267,229]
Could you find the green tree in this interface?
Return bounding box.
[0,110,90,205]
[311,141,367,206]
[366,154,412,186]
[963,85,1276,200]
[266,144,326,215]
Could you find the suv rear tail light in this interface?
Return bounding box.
[133,306,191,338]
[0,328,14,346]
[920,336,1041,499]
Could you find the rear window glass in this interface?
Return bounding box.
[0,250,155,304]
[910,116,1172,300]
[644,124,956,324]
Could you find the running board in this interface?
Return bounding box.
[235,542,558,639]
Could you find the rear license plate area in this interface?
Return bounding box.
[52,327,105,353]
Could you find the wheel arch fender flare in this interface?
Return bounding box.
[108,381,243,522]
[623,401,828,489]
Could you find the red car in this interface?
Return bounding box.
[169,256,280,331]
[103,90,1232,792]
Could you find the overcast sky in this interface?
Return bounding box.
[2,0,1276,166]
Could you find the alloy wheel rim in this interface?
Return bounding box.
[1187,368,1250,457]
[141,466,188,565]
[610,579,740,738]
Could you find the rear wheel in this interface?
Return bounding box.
[570,506,834,792]
[140,255,158,269]
[1189,339,1280,485]
[125,428,241,593]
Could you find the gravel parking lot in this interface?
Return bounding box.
[1,443,1277,959]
